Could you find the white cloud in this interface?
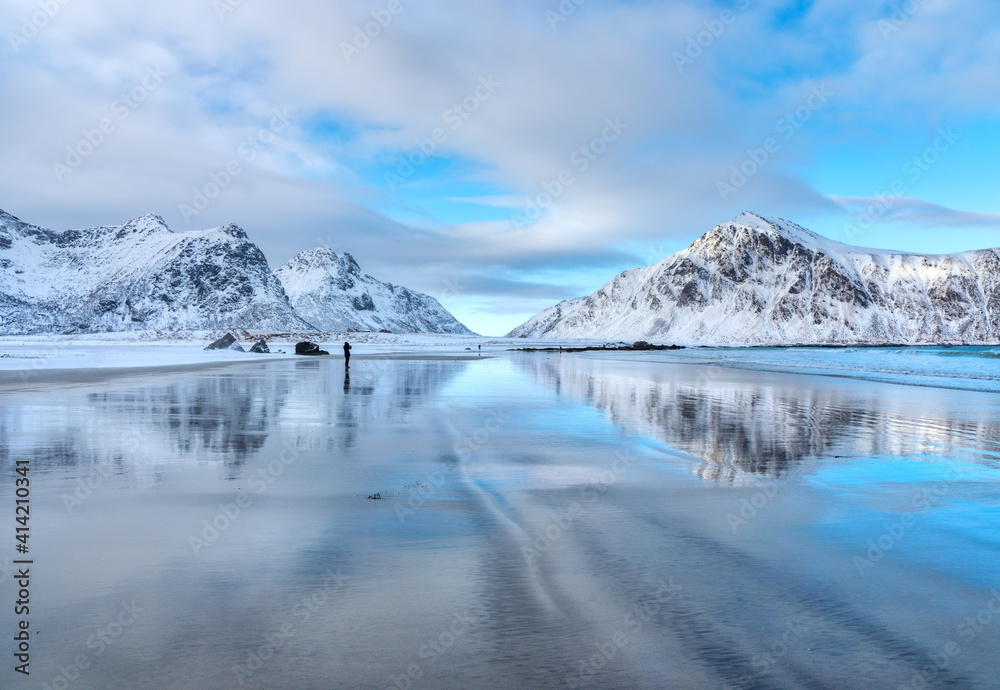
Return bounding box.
[832,195,1000,229]
[2,0,998,333]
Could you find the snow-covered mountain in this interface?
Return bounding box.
[507,296,588,338]
[0,209,313,334]
[274,247,475,334]
[511,212,1000,344]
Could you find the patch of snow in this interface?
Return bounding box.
[511,212,1000,345]
[0,209,312,335]
[274,246,475,335]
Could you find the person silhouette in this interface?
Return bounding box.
[343,341,352,367]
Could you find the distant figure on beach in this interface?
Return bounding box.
[478,344,481,352]
[343,341,352,367]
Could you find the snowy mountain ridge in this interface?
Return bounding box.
[507,296,588,339]
[0,209,472,336]
[0,209,313,334]
[509,212,1000,344]
[274,247,474,335]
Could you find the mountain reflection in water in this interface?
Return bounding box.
[516,353,1000,481]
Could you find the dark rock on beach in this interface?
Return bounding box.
[205,333,245,352]
[295,341,329,356]
[249,339,269,354]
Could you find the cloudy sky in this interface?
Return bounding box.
[2,0,999,335]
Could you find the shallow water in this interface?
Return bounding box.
[2,351,1000,688]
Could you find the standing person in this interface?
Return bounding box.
[343,341,352,368]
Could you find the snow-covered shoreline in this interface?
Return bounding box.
[0,332,607,389]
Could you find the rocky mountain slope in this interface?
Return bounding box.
[0,209,313,334]
[507,297,588,338]
[510,212,1000,344]
[274,247,475,334]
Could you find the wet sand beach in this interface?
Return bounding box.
[2,348,999,688]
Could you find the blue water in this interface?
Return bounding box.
[640,345,1000,393]
[1,349,999,688]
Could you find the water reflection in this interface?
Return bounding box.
[89,368,293,462]
[0,358,466,478]
[518,354,1000,481]
[2,355,999,688]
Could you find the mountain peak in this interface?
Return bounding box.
[136,212,167,225]
[718,212,847,255]
[283,247,362,278]
[731,211,774,228]
[217,222,248,240]
[119,213,171,235]
[511,213,1000,344]
[274,246,474,334]
[310,246,340,261]
[0,211,313,334]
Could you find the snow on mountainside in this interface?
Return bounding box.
[506,296,588,338]
[513,212,1000,344]
[275,247,475,335]
[0,209,313,334]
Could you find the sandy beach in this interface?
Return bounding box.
[1,341,999,688]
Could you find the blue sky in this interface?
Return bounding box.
[2,0,999,335]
